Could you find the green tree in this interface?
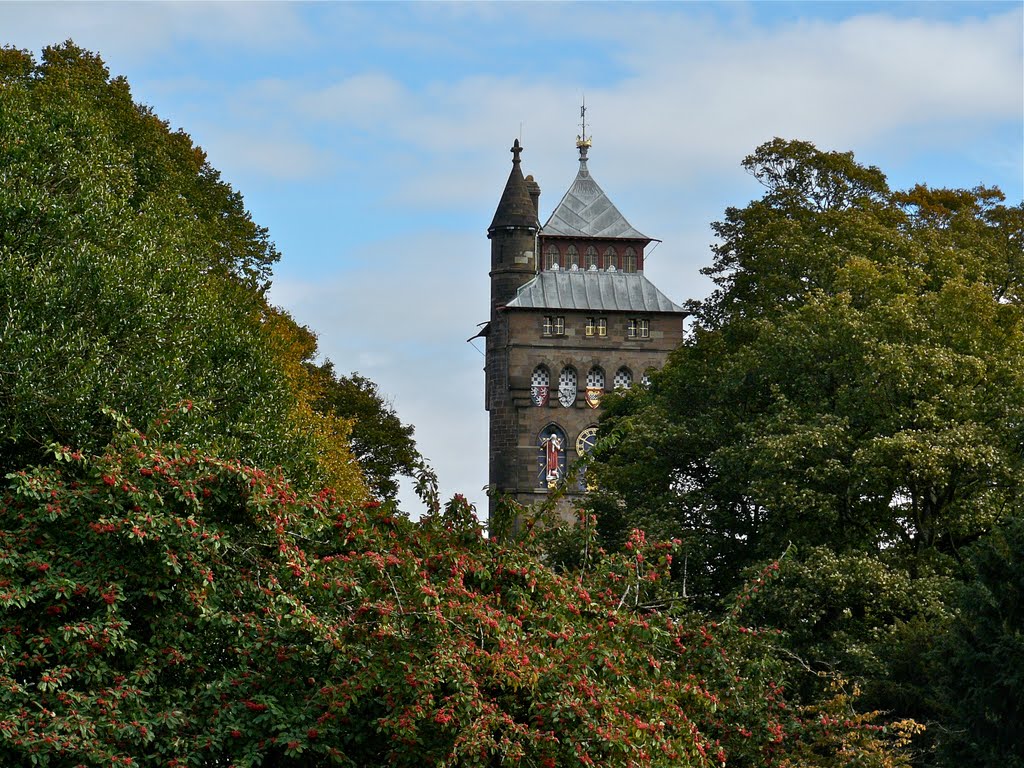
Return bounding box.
[931,512,1024,767]
[593,138,1023,585]
[0,42,363,491]
[589,139,1024,756]
[311,366,420,501]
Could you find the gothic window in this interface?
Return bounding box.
[557,366,577,407]
[530,365,550,406]
[613,366,633,389]
[537,424,568,489]
[566,245,579,270]
[545,244,560,270]
[642,369,654,387]
[624,247,638,273]
[585,246,599,270]
[585,366,605,408]
[604,246,618,271]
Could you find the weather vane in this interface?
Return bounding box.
[576,96,592,149]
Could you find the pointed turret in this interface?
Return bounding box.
[489,139,538,231]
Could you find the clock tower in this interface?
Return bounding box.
[480,131,688,530]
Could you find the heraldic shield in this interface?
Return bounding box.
[585,387,603,409]
[558,383,576,408]
[531,385,549,407]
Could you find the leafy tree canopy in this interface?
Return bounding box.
[0,41,393,501]
[592,138,1024,592]
[588,139,1022,761]
[311,366,421,501]
[931,511,1024,767]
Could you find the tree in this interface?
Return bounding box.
[592,138,1023,584]
[311,365,420,501]
[588,139,1024,756]
[0,418,914,767]
[931,512,1024,767]
[0,42,368,496]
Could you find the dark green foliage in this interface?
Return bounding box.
[589,139,1024,762]
[932,513,1024,767]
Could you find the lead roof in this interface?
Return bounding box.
[505,270,686,314]
[540,145,648,240]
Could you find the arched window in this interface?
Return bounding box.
[585,246,599,270]
[613,366,633,389]
[604,246,618,272]
[642,369,654,388]
[557,366,577,407]
[545,244,560,270]
[566,245,579,270]
[530,365,550,406]
[537,424,568,489]
[624,247,638,273]
[585,366,605,408]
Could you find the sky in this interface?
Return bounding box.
[3,1,1022,519]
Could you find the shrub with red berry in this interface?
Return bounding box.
[0,422,913,766]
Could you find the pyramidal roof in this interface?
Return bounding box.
[541,143,648,240]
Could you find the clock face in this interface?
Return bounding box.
[576,426,598,456]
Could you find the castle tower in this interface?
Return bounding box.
[485,140,539,511]
[481,134,687,530]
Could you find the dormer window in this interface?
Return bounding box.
[585,246,598,270]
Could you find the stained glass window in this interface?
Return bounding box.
[537,424,567,489]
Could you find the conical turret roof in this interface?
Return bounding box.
[541,144,648,240]
[489,139,538,231]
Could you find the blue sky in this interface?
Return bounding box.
[4,1,1022,518]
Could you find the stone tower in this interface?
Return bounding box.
[481,136,687,529]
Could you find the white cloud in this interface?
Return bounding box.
[269,230,491,516]
[0,2,313,63]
